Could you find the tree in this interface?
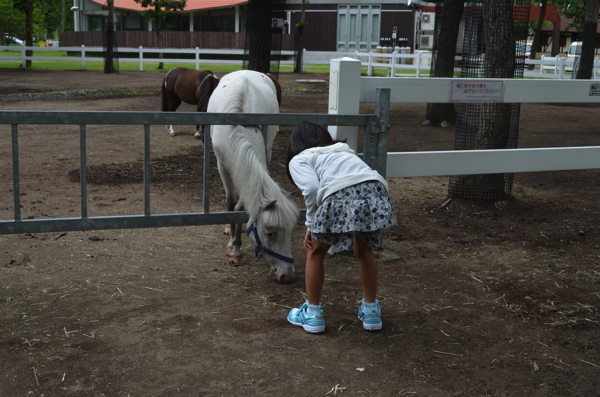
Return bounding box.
[14,0,34,67]
[449,0,525,201]
[246,0,274,73]
[1,0,25,43]
[576,0,600,79]
[293,0,307,73]
[134,0,187,70]
[36,0,74,40]
[553,0,600,79]
[60,0,64,34]
[425,0,464,126]
[528,0,548,70]
[104,0,117,73]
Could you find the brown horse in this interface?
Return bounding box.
[161,67,220,140]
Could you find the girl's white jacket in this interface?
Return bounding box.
[289,142,388,230]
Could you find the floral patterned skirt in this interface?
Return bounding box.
[311,181,397,250]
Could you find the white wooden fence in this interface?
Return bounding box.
[353,50,600,80]
[328,57,600,179]
[5,44,599,79]
[0,45,299,71]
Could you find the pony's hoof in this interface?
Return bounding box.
[224,225,230,235]
[170,133,176,137]
[228,256,244,266]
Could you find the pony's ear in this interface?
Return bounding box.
[262,200,277,210]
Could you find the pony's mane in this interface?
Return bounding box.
[226,125,298,229]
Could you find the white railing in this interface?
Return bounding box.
[328,57,600,179]
[0,45,300,71]
[353,50,600,80]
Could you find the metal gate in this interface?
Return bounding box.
[0,89,390,235]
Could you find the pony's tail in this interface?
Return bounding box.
[198,72,219,113]
[161,77,169,112]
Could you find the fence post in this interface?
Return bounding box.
[416,52,422,78]
[20,45,26,69]
[363,88,390,177]
[81,45,86,70]
[328,57,361,151]
[302,48,307,73]
[367,51,373,76]
[559,56,565,80]
[391,51,396,77]
[195,47,200,70]
[139,46,143,71]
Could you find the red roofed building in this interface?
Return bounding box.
[63,0,420,50]
[63,1,600,56]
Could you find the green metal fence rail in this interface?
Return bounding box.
[0,88,390,235]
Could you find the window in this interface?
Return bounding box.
[337,5,380,51]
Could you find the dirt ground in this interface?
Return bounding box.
[1,67,599,397]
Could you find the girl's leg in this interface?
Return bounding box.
[353,233,378,303]
[305,238,331,306]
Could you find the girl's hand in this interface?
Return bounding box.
[303,230,313,252]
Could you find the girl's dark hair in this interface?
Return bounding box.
[285,121,343,186]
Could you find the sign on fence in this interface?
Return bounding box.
[450,80,504,102]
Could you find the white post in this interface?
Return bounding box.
[367,51,373,76]
[391,51,396,77]
[416,52,422,78]
[81,45,85,70]
[139,46,143,71]
[559,56,565,80]
[195,47,200,70]
[302,48,306,73]
[540,55,546,74]
[20,45,26,69]
[328,57,361,152]
[189,11,194,31]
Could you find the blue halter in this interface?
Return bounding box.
[246,222,294,264]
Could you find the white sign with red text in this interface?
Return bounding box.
[450,80,504,102]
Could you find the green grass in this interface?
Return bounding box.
[0,49,331,73]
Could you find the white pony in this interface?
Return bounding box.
[208,70,299,283]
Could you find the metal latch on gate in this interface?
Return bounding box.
[370,121,388,142]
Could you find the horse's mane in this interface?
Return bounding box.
[225,125,298,229]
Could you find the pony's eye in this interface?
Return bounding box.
[265,232,275,239]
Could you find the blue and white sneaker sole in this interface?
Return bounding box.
[361,320,382,331]
[288,308,325,334]
[359,312,382,331]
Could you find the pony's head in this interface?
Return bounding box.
[247,191,299,284]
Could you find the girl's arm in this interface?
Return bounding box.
[289,157,320,230]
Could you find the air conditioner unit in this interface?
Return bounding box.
[421,12,435,30]
[272,18,284,28]
[419,34,434,50]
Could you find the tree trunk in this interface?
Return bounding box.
[450,0,521,201]
[293,0,306,73]
[473,0,515,199]
[247,0,273,73]
[25,0,33,68]
[576,0,600,79]
[528,0,547,70]
[104,0,117,73]
[155,6,164,70]
[426,0,463,125]
[61,0,66,34]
